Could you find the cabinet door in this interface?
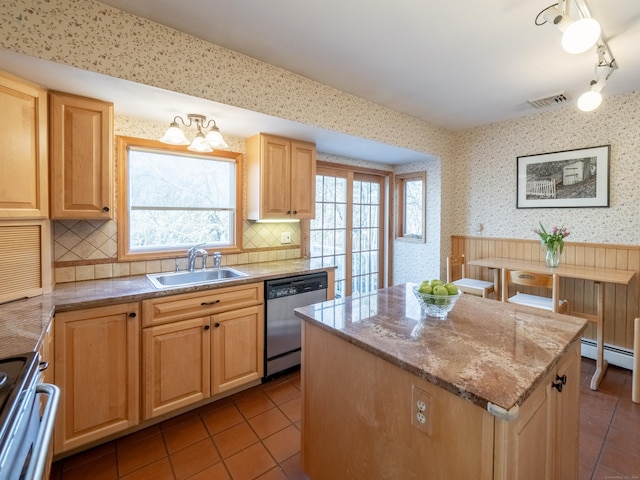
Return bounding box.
[261,135,291,219]
[54,302,139,454]
[143,317,211,420]
[49,91,113,219]
[290,140,316,219]
[0,70,48,218]
[212,305,264,394]
[494,370,553,480]
[551,341,580,480]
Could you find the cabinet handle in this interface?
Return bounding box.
[103,206,110,212]
[204,325,210,330]
[214,322,221,328]
[287,210,291,215]
[128,312,137,318]
[293,210,298,215]
[551,374,567,393]
[201,300,221,306]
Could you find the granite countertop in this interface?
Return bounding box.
[0,259,333,358]
[294,283,588,414]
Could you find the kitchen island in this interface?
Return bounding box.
[295,284,588,480]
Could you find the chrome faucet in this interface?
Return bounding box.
[187,243,208,272]
[213,252,222,270]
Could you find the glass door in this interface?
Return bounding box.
[310,166,384,298]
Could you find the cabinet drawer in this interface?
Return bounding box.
[142,282,264,327]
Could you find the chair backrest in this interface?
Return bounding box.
[446,254,466,283]
[501,269,562,310]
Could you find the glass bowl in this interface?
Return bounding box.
[411,285,462,319]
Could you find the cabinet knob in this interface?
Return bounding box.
[214,322,221,328]
[293,210,298,215]
[287,210,291,215]
[551,374,566,393]
[128,312,137,318]
[204,325,210,330]
[103,206,110,212]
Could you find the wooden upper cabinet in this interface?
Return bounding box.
[246,133,316,220]
[49,91,114,219]
[0,70,48,218]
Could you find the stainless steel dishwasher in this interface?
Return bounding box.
[265,272,328,379]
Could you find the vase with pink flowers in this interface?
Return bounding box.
[534,223,570,267]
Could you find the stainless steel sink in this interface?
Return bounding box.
[147,268,248,289]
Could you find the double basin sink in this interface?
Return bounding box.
[147,267,248,289]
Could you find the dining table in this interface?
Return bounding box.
[467,257,636,390]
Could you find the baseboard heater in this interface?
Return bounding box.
[581,338,634,371]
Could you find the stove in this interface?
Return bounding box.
[0,351,59,480]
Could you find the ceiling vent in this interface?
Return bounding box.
[528,92,570,108]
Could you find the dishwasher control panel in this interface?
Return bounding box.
[265,273,327,300]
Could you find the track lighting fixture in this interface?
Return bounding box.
[160,114,228,152]
[541,2,601,54]
[577,45,616,112]
[536,0,618,112]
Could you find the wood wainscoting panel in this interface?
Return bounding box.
[452,236,639,350]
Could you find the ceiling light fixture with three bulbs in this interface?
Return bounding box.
[160,114,229,152]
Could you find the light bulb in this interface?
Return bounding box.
[577,90,602,112]
[562,18,601,54]
[159,123,189,145]
[205,128,229,149]
[188,133,214,152]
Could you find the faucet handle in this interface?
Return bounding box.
[187,242,207,255]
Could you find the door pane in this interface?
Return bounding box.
[352,178,382,297]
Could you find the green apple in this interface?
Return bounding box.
[418,281,432,295]
[444,283,459,295]
[429,279,443,288]
[432,285,448,296]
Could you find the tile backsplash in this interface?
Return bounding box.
[53,219,301,283]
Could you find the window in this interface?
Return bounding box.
[396,172,426,242]
[117,136,243,260]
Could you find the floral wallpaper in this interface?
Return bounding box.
[2,0,638,287]
[451,90,640,246]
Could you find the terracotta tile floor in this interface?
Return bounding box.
[50,359,639,479]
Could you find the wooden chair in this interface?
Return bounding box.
[501,269,568,313]
[446,255,495,298]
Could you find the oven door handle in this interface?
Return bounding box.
[23,383,60,480]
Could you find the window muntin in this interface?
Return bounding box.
[117,136,243,260]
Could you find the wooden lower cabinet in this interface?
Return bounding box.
[494,342,580,480]
[141,282,265,419]
[54,302,140,454]
[143,316,211,420]
[302,321,581,480]
[212,305,264,394]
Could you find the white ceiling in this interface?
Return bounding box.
[2,0,640,164]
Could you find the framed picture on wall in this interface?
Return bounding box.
[516,145,610,208]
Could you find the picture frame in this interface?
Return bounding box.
[516,145,610,208]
